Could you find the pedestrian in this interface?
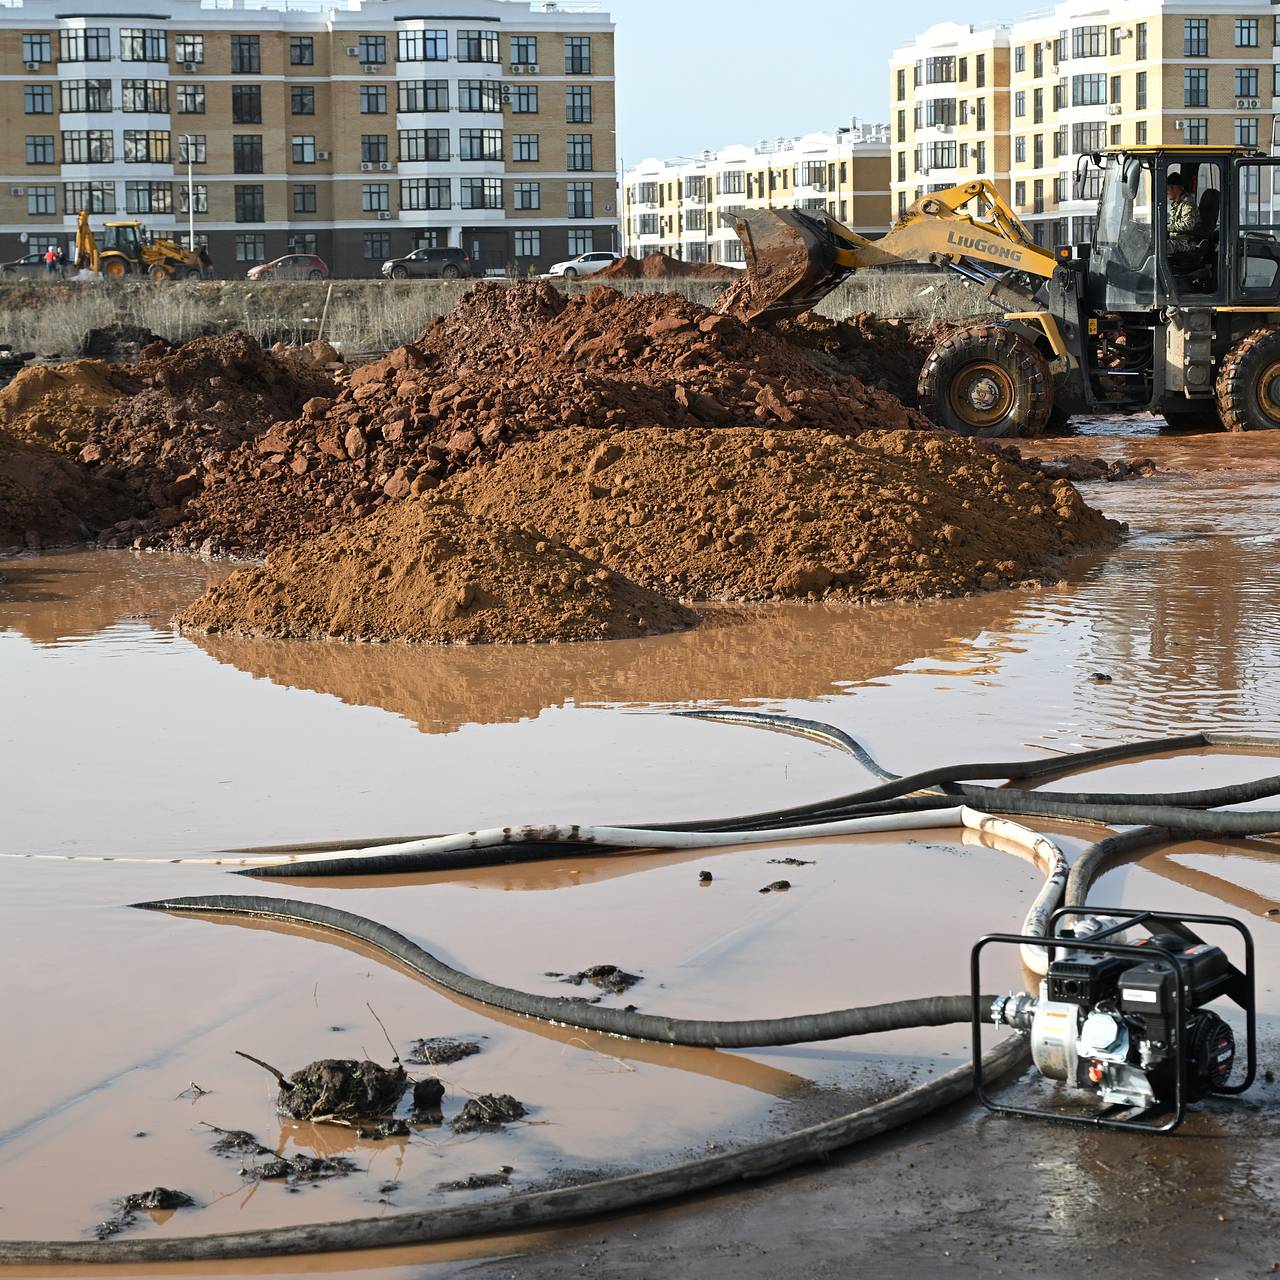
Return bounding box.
[54,244,66,275]
[42,245,57,276]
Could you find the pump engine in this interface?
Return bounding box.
[973,909,1255,1129]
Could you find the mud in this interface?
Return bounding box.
[206,1124,358,1183]
[758,880,792,894]
[406,1038,483,1067]
[93,1187,194,1240]
[451,1095,528,1134]
[437,1169,512,1192]
[253,1056,408,1123]
[555,965,643,995]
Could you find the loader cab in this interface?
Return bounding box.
[1233,154,1280,301]
[100,221,143,260]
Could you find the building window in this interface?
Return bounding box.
[24,85,52,114]
[1110,26,1123,55]
[120,28,166,61]
[925,56,955,83]
[1015,136,1026,163]
[289,233,318,254]
[1054,175,1066,202]
[231,35,260,74]
[292,135,316,164]
[126,181,172,214]
[407,79,449,112]
[1184,19,1208,57]
[1014,46,1025,73]
[26,185,55,215]
[235,234,265,262]
[896,152,906,182]
[1276,65,1280,98]
[458,80,501,112]
[975,141,985,171]
[1135,71,1147,111]
[291,86,315,114]
[62,129,113,163]
[1185,68,1208,107]
[119,78,167,113]
[178,183,208,213]
[512,84,538,113]
[176,84,205,114]
[177,135,206,164]
[1110,74,1121,105]
[1014,90,1025,118]
[400,177,450,209]
[1184,118,1208,145]
[568,181,593,218]
[174,33,204,63]
[364,232,390,260]
[1053,81,1066,111]
[1071,24,1105,58]
[1236,18,1258,47]
[1015,181,1026,205]
[234,185,264,222]
[1135,22,1147,59]
[59,28,111,61]
[360,85,387,114]
[64,181,114,214]
[1136,121,1147,145]
[1033,134,1044,168]
[458,29,499,62]
[398,29,447,61]
[1033,88,1043,124]
[1236,67,1259,99]
[1072,121,1106,153]
[233,135,263,173]
[22,34,51,63]
[293,184,316,213]
[959,57,968,83]
[361,183,390,212]
[977,98,986,129]
[1053,126,1067,158]
[25,135,54,164]
[460,127,503,161]
[567,134,593,170]
[357,34,386,64]
[565,35,591,74]
[290,35,313,65]
[512,133,539,162]
[513,181,540,209]
[232,85,262,123]
[360,134,388,164]
[928,141,957,169]
[1236,117,1259,147]
[925,99,955,127]
[123,130,170,163]
[61,79,111,113]
[567,85,592,123]
[514,229,541,258]
[568,229,594,256]
[512,35,538,65]
[721,169,745,195]
[1109,124,1121,146]
[1072,74,1106,107]
[975,53,985,88]
[399,128,449,161]
[460,177,502,209]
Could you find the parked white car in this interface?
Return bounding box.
[547,251,621,279]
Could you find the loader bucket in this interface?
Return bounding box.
[721,207,849,324]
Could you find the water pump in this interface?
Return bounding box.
[972,907,1256,1131]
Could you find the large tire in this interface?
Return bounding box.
[1215,326,1280,431]
[441,263,462,279]
[917,324,1053,437]
[147,263,170,282]
[100,256,129,279]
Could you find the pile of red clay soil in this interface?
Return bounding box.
[0,359,122,449]
[595,253,737,281]
[176,498,698,644]
[84,283,929,555]
[443,427,1123,602]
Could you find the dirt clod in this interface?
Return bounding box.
[93,1188,194,1239]
[406,1038,483,1066]
[451,1094,527,1134]
[556,965,642,995]
[240,1055,408,1122]
[411,1077,446,1115]
[759,880,792,894]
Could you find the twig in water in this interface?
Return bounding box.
[366,1002,401,1064]
[234,1050,290,1088]
[176,1081,209,1099]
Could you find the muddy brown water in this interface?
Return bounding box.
[1,421,1279,1279]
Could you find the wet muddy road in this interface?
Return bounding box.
[1,423,1279,1278]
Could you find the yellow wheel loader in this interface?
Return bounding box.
[74,211,204,282]
[730,146,1280,434]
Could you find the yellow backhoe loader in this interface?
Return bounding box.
[730,146,1280,434]
[74,211,204,282]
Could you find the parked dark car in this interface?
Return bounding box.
[381,246,473,280]
[1,251,58,278]
[247,254,329,282]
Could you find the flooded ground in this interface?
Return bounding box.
[1,420,1279,1279]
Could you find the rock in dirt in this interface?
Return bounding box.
[451,1094,527,1134]
[699,870,714,884]
[444,426,1124,604]
[94,1188,194,1239]
[175,498,698,644]
[555,965,642,995]
[406,1038,483,1067]
[412,1077,446,1115]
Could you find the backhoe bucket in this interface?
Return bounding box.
[725,207,849,324]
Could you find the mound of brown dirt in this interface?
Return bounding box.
[0,432,131,550]
[177,498,699,643]
[595,253,736,281]
[0,360,121,448]
[443,427,1123,602]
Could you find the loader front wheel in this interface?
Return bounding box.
[1215,326,1280,431]
[918,324,1053,438]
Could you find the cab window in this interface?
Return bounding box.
[1237,160,1280,293]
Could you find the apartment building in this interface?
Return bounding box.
[892,1,1279,248]
[0,0,617,277]
[622,122,891,265]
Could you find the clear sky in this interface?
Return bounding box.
[607,0,1028,165]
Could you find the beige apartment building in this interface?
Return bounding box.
[893,1,1279,247]
[0,0,617,277]
[622,122,891,265]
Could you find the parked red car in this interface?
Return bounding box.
[247,254,329,281]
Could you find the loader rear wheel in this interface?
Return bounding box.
[147,264,170,282]
[1216,326,1280,431]
[918,324,1052,438]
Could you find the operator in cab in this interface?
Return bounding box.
[1166,171,1201,255]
